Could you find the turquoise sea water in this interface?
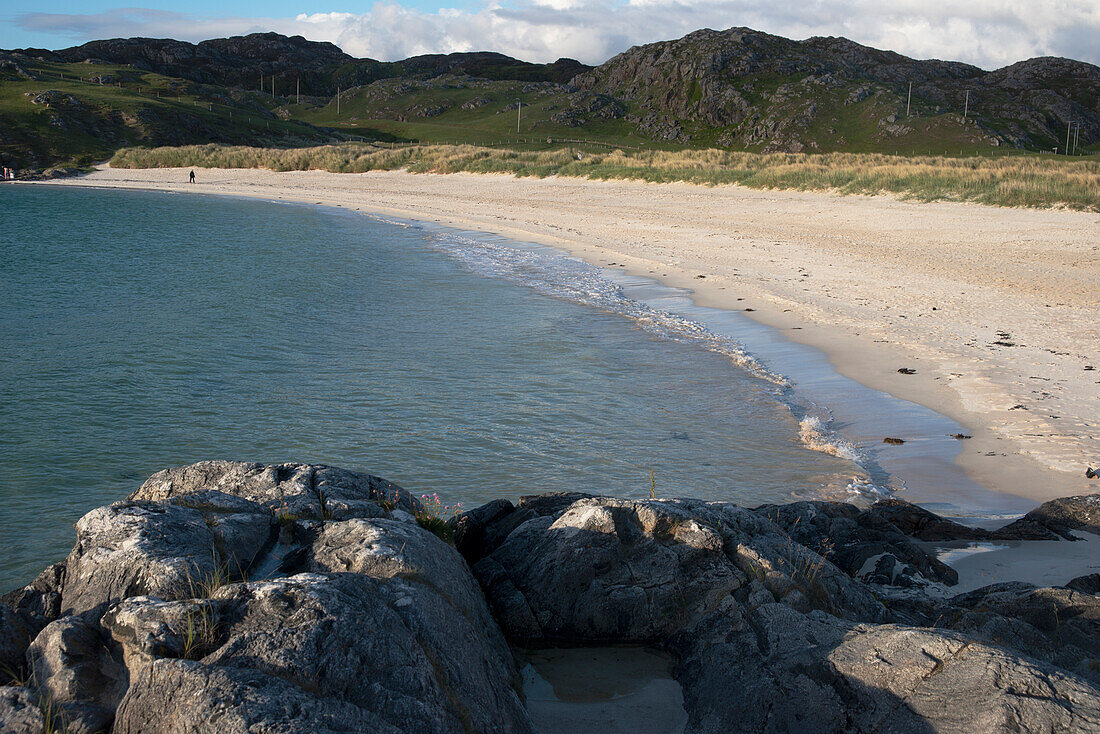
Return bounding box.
[0,185,867,588]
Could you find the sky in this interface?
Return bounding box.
[2,0,1099,70]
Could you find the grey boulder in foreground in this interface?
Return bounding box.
[0,461,1098,733]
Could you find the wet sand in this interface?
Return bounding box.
[933,532,1100,594]
[37,166,1100,505]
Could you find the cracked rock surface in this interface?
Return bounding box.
[2,461,531,734]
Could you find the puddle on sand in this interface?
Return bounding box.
[930,531,1100,594]
[935,541,1011,566]
[521,646,687,734]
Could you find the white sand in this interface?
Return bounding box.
[36,166,1100,504]
[932,532,1100,594]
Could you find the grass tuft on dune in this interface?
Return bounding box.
[110,143,1100,211]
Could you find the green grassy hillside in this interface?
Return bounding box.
[294,76,650,151]
[2,28,1097,172]
[0,55,334,170]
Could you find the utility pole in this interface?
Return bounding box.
[906,82,911,117]
[1074,122,1081,155]
[337,87,340,116]
[516,100,522,134]
[1066,121,1072,155]
[963,90,969,122]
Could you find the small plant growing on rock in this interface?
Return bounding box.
[2,665,71,733]
[0,662,27,687]
[743,562,767,583]
[274,501,298,526]
[179,550,244,599]
[416,493,462,542]
[779,537,833,606]
[40,691,70,734]
[180,604,219,660]
[378,488,401,512]
[316,488,337,520]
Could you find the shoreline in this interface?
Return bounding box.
[27,166,1100,506]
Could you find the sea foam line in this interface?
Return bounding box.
[392,219,897,500]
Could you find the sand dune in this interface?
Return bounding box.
[38,166,1100,502]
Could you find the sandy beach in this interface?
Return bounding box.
[37,165,1100,505]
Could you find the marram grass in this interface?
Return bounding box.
[110,143,1100,211]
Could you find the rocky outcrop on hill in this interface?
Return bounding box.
[0,74,332,172]
[3,461,1099,732]
[0,51,35,81]
[32,34,352,97]
[572,27,1099,152]
[334,73,622,129]
[11,27,1094,156]
[23,35,590,98]
[4,28,1096,169]
[394,52,589,85]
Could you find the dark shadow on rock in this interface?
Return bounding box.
[1067,573,1100,595]
[992,495,1100,540]
[753,499,961,587]
[467,493,1100,732]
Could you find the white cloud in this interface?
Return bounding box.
[15,0,1100,69]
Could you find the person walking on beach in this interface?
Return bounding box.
[189,170,196,184]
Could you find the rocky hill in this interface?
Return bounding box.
[22,34,352,95]
[19,33,590,97]
[1,461,1099,732]
[571,27,1100,151]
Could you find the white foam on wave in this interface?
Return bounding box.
[797,415,861,463]
[396,221,896,501]
[789,402,898,498]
